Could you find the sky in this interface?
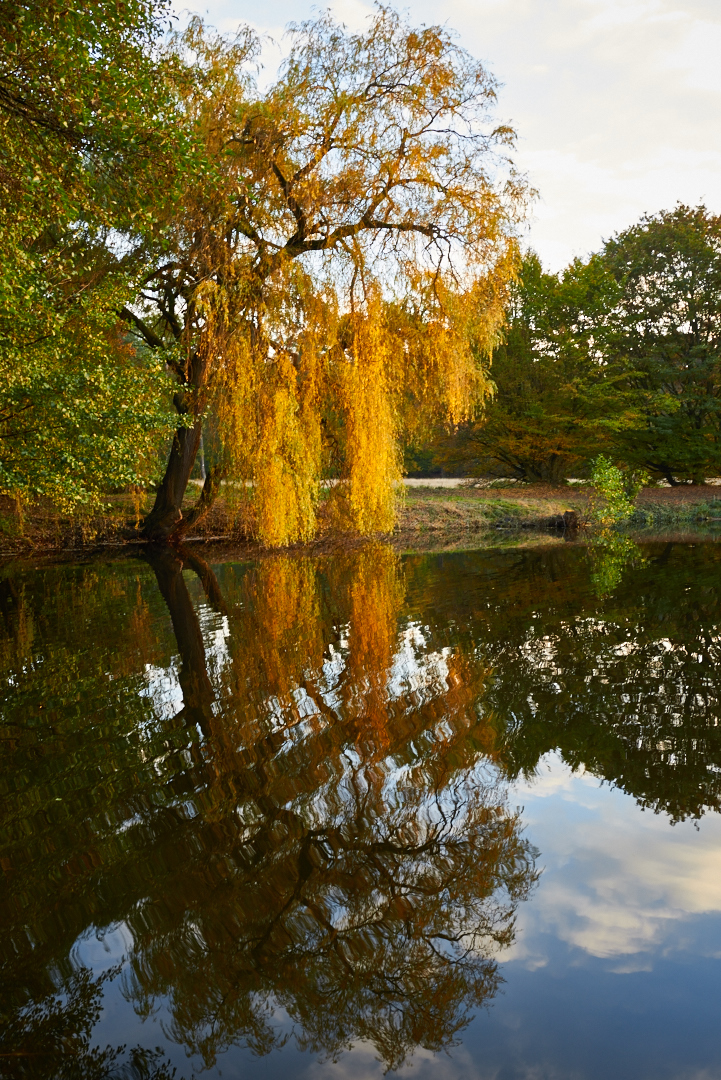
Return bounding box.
[176,0,721,271]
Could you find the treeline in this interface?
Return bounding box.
[3,4,719,553]
[425,204,721,486]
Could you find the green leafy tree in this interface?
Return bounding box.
[0,0,185,507]
[601,204,721,484]
[588,454,648,527]
[434,253,638,484]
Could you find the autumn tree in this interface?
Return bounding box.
[122,8,528,544]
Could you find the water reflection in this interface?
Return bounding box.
[587,532,646,599]
[0,545,535,1076]
[0,539,720,1076]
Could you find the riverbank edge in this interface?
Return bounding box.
[1,484,720,558]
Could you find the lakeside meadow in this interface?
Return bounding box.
[2,4,721,552]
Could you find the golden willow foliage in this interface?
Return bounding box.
[128,7,529,544]
[203,544,405,756]
[341,544,405,754]
[211,279,511,544]
[342,302,400,535]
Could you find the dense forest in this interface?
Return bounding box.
[2,0,720,548]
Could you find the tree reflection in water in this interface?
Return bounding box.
[0,544,537,1075]
[587,531,646,599]
[4,538,718,1073]
[134,545,535,1071]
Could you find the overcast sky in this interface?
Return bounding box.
[180,0,721,270]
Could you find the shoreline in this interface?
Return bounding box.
[1,482,720,560]
[3,527,721,573]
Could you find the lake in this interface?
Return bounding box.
[1,538,720,1079]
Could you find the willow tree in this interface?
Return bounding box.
[124,8,528,544]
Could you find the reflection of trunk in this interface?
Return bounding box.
[145,545,216,737]
[182,547,228,615]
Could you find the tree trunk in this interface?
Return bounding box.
[143,417,203,541]
[175,465,225,539]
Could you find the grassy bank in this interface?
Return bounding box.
[1,481,721,556]
[396,482,587,534]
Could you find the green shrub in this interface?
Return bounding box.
[590,456,648,527]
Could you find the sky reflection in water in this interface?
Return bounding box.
[1,540,720,1079]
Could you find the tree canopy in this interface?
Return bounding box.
[602,204,721,484]
[433,252,638,482]
[120,9,528,543]
[0,0,186,507]
[431,204,721,486]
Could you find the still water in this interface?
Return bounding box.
[1,539,720,1079]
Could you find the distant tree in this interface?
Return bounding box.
[434,253,638,484]
[121,9,529,544]
[600,204,721,484]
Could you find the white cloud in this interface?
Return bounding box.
[511,755,721,962]
[300,1040,485,1078]
[668,19,721,94]
[73,921,135,971]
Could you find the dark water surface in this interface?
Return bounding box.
[1,540,721,1079]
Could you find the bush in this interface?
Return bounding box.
[590,456,648,527]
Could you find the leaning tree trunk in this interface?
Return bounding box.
[143,351,225,543]
[143,415,204,541]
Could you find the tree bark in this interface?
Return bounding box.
[143,417,204,541]
[174,464,226,539]
[142,318,231,543]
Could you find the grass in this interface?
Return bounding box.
[396,482,586,534]
[630,487,721,526]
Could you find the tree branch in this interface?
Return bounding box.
[118,305,165,350]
